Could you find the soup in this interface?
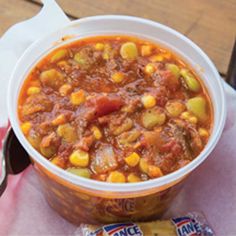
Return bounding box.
[18,35,212,183]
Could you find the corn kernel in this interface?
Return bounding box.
[21,122,31,135]
[52,114,66,126]
[150,54,164,62]
[139,158,149,173]
[125,152,140,167]
[180,111,190,120]
[198,128,209,138]
[148,165,163,178]
[27,86,41,95]
[141,45,152,56]
[141,95,156,109]
[189,116,198,124]
[69,150,89,167]
[59,84,72,96]
[111,72,125,83]
[145,63,155,75]
[70,89,86,105]
[102,52,109,60]
[94,43,104,51]
[107,171,126,183]
[91,126,102,140]
[127,173,141,183]
[51,156,65,168]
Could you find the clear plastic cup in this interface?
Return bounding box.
[8,16,226,224]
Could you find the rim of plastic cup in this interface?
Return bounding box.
[8,15,226,193]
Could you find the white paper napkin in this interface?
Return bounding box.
[0,0,70,127]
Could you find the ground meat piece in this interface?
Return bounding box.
[98,115,111,125]
[157,153,176,174]
[58,143,73,160]
[146,86,168,107]
[167,120,192,159]
[38,121,54,136]
[121,96,141,113]
[21,94,53,117]
[153,70,180,92]
[40,132,60,148]
[141,129,166,151]
[160,139,182,157]
[106,58,118,71]
[188,126,203,153]
[74,135,95,152]
[76,46,95,67]
[168,119,203,157]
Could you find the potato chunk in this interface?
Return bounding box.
[91,145,117,174]
[40,69,64,89]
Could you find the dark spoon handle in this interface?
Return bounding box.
[0,130,9,197]
[226,39,236,89]
[0,129,31,197]
[0,154,7,196]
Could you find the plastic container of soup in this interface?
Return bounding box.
[8,16,226,224]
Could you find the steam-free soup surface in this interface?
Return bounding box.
[18,36,212,183]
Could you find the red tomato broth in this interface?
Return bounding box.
[18,35,213,184]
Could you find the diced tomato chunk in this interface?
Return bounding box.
[87,95,124,117]
[160,139,182,156]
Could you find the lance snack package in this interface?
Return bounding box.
[77,212,215,236]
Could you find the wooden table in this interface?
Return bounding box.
[0,0,235,77]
